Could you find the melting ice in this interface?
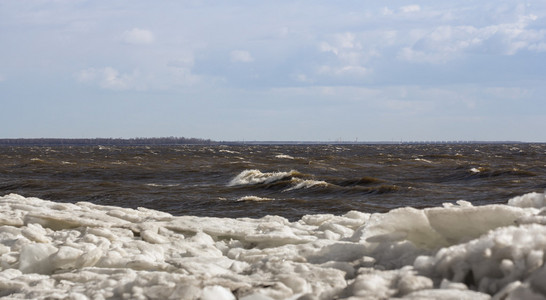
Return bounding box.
[2,192,546,299]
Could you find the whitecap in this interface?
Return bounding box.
[145,183,180,188]
[236,196,274,202]
[228,169,296,186]
[275,154,295,159]
[414,158,433,164]
[219,149,239,154]
[470,167,485,173]
[283,178,329,192]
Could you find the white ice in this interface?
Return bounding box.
[1,192,546,299]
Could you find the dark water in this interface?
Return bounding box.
[1,144,545,220]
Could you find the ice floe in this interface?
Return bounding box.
[1,192,546,299]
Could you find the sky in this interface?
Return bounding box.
[1,1,546,142]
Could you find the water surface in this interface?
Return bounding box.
[1,144,544,220]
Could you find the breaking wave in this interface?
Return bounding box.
[236,195,274,202]
[227,169,301,186]
[228,169,398,196]
[283,178,329,192]
[275,154,295,159]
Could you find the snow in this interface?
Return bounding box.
[0,192,546,299]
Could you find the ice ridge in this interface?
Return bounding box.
[0,192,546,299]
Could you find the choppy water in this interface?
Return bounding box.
[1,144,545,220]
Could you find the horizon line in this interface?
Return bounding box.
[0,137,537,145]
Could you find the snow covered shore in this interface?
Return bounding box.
[1,193,546,299]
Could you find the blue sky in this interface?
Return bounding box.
[1,1,545,142]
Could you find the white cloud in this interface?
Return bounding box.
[76,58,202,91]
[489,14,545,55]
[76,69,95,83]
[367,86,485,117]
[396,25,482,63]
[319,42,338,55]
[320,33,360,55]
[292,73,312,83]
[318,32,376,78]
[167,56,194,69]
[400,5,421,13]
[319,65,370,77]
[269,86,382,101]
[122,28,154,45]
[483,87,530,100]
[529,42,546,52]
[230,50,254,63]
[397,14,546,63]
[166,59,201,87]
[77,67,140,90]
[382,7,394,16]
[336,32,358,49]
[399,46,467,64]
[382,99,432,113]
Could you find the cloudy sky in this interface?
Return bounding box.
[1,1,545,142]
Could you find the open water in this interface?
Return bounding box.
[1,143,545,220]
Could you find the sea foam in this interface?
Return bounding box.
[1,192,546,299]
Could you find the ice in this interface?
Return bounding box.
[1,192,546,299]
[18,243,58,274]
[508,191,546,208]
[201,285,236,300]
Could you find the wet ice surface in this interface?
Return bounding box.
[2,193,546,299]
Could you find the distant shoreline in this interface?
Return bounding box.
[0,138,531,146]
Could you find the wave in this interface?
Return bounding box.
[470,167,485,173]
[228,170,399,197]
[275,154,295,159]
[437,166,538,183]
[219,149,239,154]
[414,158,433,164]
[2,192,546,299]
[227,169,301,186]
[468,167,538,178]
[333,176,384,186]
[283,178,329,192]
[145,183,180,188]
[236,195,274,202]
